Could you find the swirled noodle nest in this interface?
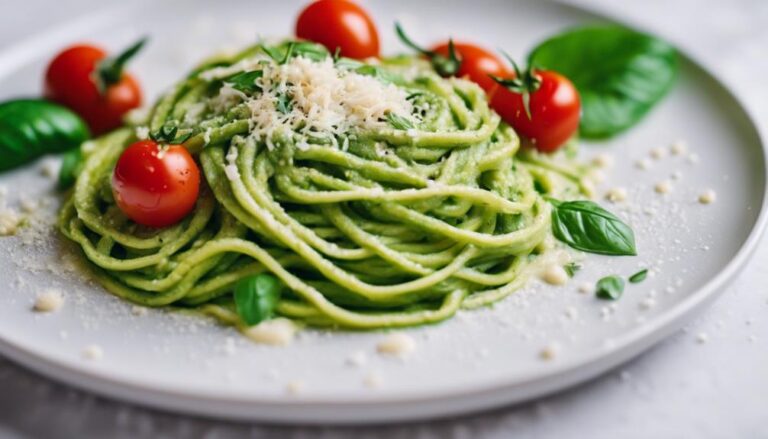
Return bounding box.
[59,42,587,330]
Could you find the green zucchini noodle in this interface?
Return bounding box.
[58,42,589,332]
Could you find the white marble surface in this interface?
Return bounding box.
[1,1,767,438]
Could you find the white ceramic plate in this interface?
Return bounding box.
[0,0,765,425]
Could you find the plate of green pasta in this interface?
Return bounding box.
[0,0,764,424]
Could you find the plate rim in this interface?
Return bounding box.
[0,0,765,424]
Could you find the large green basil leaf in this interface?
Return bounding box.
[550,199,636,256]
[0,99,89,172]
[234,273,283,326]
[529,26,677,139]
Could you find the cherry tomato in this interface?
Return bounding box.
[490,70,580,153]
[431,42,511,93]
[296,0,380,59]
[112,140,200,228]
[45,44,142,135]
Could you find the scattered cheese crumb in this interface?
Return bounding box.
[135,126,150,140]
[130,306,148,316]
[650,147,666,159]
[0,208,21,236]
[639,298,656,310]
[540,264,569,286]
[345,351,368,368]
[654,180,672,194]
[588,169,606,184]
[286,380,304,395]
[591,153,614,169]
[670,140,688,155]
[605,187,628,203]
[687,153,700,164]
[39,159,59,178]
[244,318,298,346]
[698,189,717,205]
[539,343,561,361]
[635,158,651,170]
[578,282,593,294]
[82,345,103,360]
[363,372,382,389]
[33,290,64,313]
[696,333,709,344]
[19,198,38,214]
[564,307,578,320]
[376,332,416,357]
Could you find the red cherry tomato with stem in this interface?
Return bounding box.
[431,42,511,93]
[395,25,511,94]
[45,39,146,135]
[296,0,380,59]
[490,64,580,153]
[112,140,200,228]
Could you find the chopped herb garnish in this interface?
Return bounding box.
[275,92,294,114]
[629,269,648,284]
[262,41,329,65]
[226,70,263,94]
[596,275,625,300]
[151,121,192,144]
[564,262,581,278]
[386,112,415,130]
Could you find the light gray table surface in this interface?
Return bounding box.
[1,1,767,438]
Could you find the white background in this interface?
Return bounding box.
[0,1,767,438]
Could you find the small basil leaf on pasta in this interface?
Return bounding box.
[596,275,625,300]
[629,269,648,283]
[528,26,677,139]
[226,70,264,94]
[234,274,283,326]
[0,99,89,173]
[550,199,636,256]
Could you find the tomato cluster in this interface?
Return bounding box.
[295,0,581,153]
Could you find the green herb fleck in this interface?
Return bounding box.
[386,112,415,130]
[564,262,581,278]
[226,70,263,94]
[629,269,648,284]
[151,121,192,144]
[233,273,283,326]
[596,275,625,300]
[275,93,293,114]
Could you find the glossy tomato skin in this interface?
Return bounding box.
[296,0,379,59]
[489,70,580,153]
[431,42,511,93]
[45,44,142,136]
[112,140,200,228]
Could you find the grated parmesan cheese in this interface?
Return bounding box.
[208,56,415,148]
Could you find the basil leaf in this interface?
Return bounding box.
[629,268,648,284]
[226,70,263,94]
[0,99,89,172]
[550,199,636,256]
[234,273,282,326]
[386,112,414,130]
[58,147,83,189]
[292,41,330,61]
[596,275,625,300]
[529,26,677,138]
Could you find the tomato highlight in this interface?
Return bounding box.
[112,140,200,228]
